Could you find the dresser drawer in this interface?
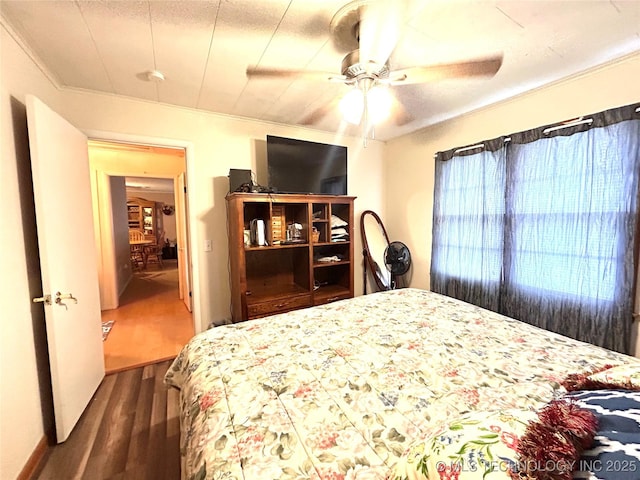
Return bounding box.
[247,294,312,318]
[313,291,351,306]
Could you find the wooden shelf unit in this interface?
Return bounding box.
[227,193,355,322]
[127,197,163,244]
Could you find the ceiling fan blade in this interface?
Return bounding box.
[299,101,338,125]
[358,1,405,68]
[390,96,413,126]
[331,0,417,70]
[389,54,504,85]
[246,66,345,83]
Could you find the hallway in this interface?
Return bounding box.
[102,259,194,374]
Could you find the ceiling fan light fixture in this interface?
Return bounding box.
[339,87,365,124]
[367,85,392,123]
[340,82,392,126]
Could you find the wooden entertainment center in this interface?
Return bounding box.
[226,193,355,322]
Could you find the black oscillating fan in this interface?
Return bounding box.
[384,241,411,288]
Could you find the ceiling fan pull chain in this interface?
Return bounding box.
[363,82,369,147]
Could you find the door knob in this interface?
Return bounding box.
[55,292,78,304]
[54,292,77,310]
[32,294,52,305]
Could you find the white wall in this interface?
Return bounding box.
[0,20,385,479]
[0,23,62,480]
[111,177,131,298]
[385,52,640,355]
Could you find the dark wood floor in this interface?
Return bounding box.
[35,360,180,480]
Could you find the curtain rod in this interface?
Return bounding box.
[435,138,512,159]
[453,143,484,154]
[443,118,594,157]
[543,117,593,134]
[435,106,639,159]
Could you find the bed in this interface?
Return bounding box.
[164,288,640,480]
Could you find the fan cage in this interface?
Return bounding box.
[384,241,411,276]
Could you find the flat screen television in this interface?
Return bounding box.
[266,135,347,195]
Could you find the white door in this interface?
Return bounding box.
[175,172,192,311]
[26,95,105,443]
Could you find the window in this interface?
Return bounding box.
[507,128,628,303]
[432,149,504,283]
[431,104,640,353]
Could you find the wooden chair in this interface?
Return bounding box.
[129,229,145,243]
[143,243,163,269]
[130,254,144,271]
[129,229,146,270]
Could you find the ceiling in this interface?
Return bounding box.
[2,0,639,141]
[87,140,182,192]
[126,176,174,193]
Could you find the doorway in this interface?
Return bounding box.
[87,141,194,373]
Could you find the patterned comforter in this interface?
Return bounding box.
[164,288,635,480]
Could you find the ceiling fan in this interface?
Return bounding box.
[246,0,503,136]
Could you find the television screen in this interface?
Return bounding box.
[266,135,347,195]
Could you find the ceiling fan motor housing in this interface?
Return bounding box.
[341,49,390,81]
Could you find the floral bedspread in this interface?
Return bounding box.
[164,288,635,480]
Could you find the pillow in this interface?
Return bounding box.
[514,398,598,480]
[563,364,640,392]
[587,364,640,389]
[392,409,537,480]
[393,398,598,480]
[567,389,640,480]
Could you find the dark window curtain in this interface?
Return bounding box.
[431,104,640,354]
